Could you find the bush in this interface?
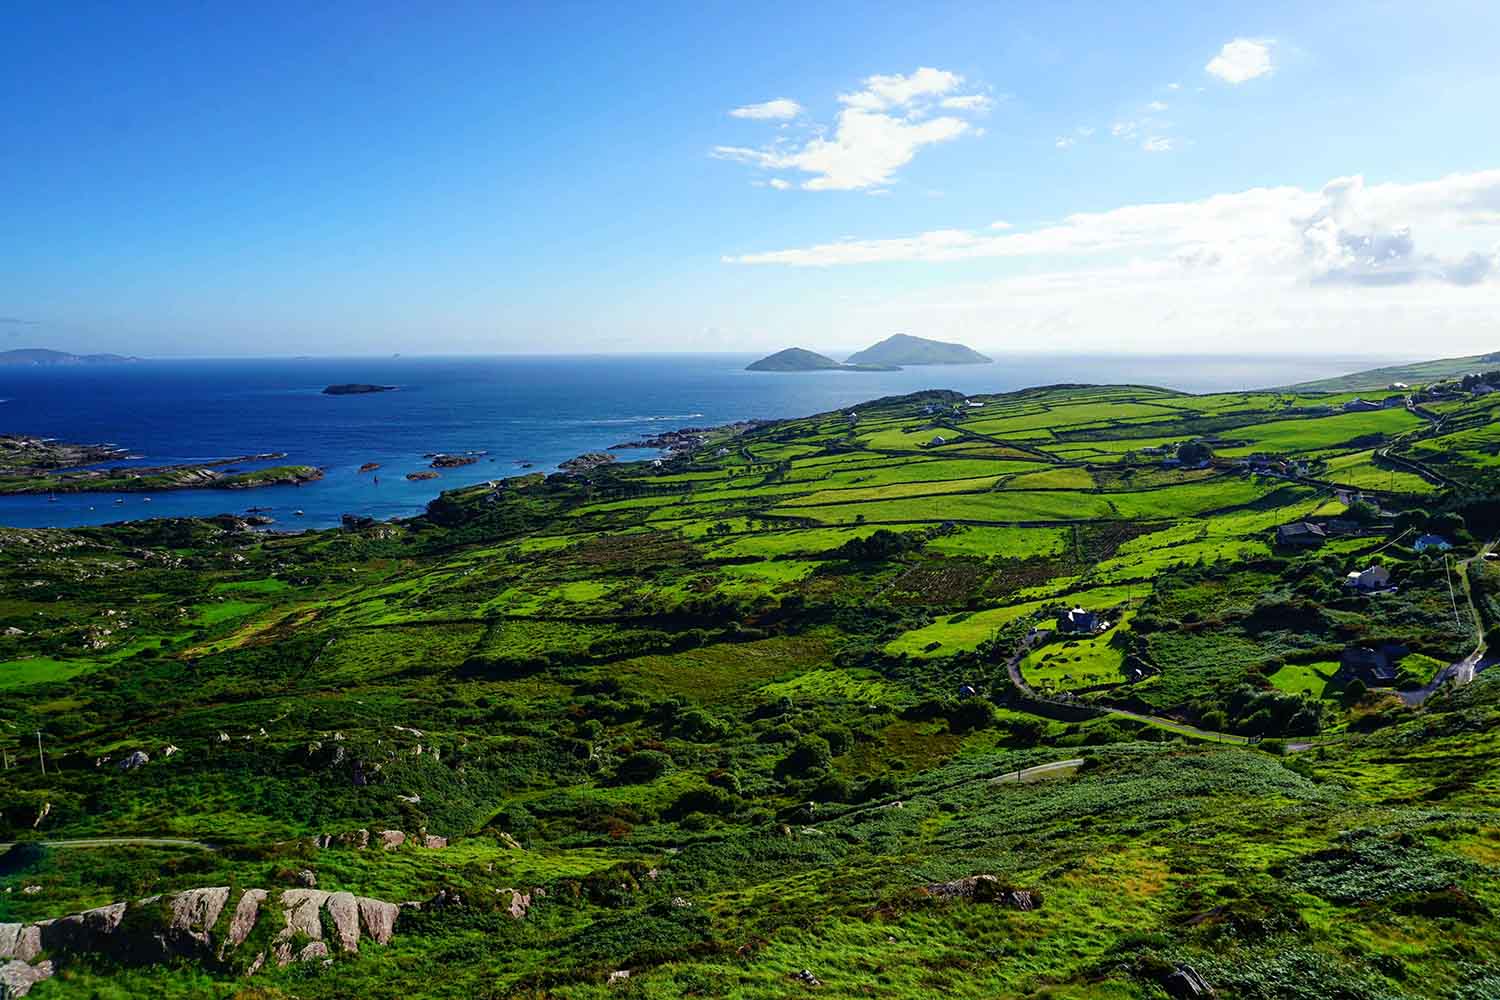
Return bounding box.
[776,735,832,778]
[615,750,671,784]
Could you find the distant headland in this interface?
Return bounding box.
[0,348,140,365]
[746,334,991,372]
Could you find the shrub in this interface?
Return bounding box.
[615,750,671,784]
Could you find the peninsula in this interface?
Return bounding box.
[0,435,321,494]
[0,348,139,365]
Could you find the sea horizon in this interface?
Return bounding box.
[0,351,1413,530]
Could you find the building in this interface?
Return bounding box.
[1344,564,1392,591]
[1276,522,1327,547]
[928,435,947,447]
[1335,644,1406,686]
[1388,382,1408,390]
[1413,534,1452,553]
[1473,383,1497,397]
[1056,607,1103,634]
[1343,398,1383,413]
[1380,395,1407,409]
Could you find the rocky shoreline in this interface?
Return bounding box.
[0,437,323,495]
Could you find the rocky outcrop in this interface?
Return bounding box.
[0,885,407,989]
[1162,964,1217,999]
[322,384,396,395]
[559,451,615,474]
[922,875,1041,910]
[0,958,54,998]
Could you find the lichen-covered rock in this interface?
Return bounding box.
[498,889,531,920]
[357,897,399,945]
[422,835,448,849]
[37,902,126,953]
[168,887,230,949]
[297,941,330,963]
[223,889,266,953]
[279,889,330,941]
[379,830,406,850]
[115,751,150,771]
[0,925,41,964]
[0,958,54,998]
[325,892,360,953]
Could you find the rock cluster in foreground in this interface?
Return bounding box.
[0,885,404,996]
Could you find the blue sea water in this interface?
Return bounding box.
[0,352,1404,529]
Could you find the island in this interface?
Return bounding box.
[843,333,992,366]
[745,347,900,372]
[0,435,321,494]
[0,348,139,365]
[322,383,397,395]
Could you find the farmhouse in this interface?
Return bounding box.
[1388,382,1408,390]
[1276,522,1327,547]
[928,435,947,447]
[1380,395,1407,409]
[1413,534,1452,552]
[1056,607,1105,634]
[1335,644,1406,686]
[1473,383,1497,397]
[1344,564,1392,591]
[1343,398,1382,413]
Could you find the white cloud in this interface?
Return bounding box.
[723,169,1500,288]
[1055,136,1076,150]
[990,220,1013,230]
[721,169,1500,355]
[1166,82,1181,91]
[729,98,804,120]
[1206,39,1275,84]
[1111,121,1137,138]
[838,67,960,110]
[1145,100,1169,112]
[712,67,987,191]
[940,94,993,111]
[1142,136,1175,153]
[768,178,792,190]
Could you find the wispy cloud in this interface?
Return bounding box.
[0,316,41,325]
[712,67,989,191]
[729,98,803,120]
[1142,136,1175,153]
[1206,39,1275,84]
[723,169,1500,290]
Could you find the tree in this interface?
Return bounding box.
[615,750,671,784]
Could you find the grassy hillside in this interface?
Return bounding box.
[1,376,1498,998]
[1284,350,1500,392]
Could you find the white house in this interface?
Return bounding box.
[1344,565,1392,591]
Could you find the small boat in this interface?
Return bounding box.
[114,498,125,504]
[142,497,152,503]
[294,509,305,517]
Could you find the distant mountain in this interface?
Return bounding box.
[745,348,899,373]
[844,334,991,366]
[0,348,139,365]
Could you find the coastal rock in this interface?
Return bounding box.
[430,454,479,469]
[405,471,440,481]
[559,452,615,475]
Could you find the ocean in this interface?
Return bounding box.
[0,352,1404,530]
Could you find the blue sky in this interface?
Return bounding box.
[4,1,1500,357]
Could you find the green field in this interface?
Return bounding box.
[2,373,1498,1000]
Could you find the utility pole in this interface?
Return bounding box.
[1444,555,1462,630]
[36,730,46,776]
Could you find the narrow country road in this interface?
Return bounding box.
[0,837,215,852]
